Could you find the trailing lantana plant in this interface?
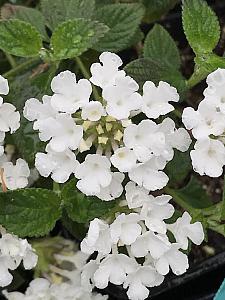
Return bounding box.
[0,0,225,300]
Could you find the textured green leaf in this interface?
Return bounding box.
[3,5,49,41]
[125,58,186,94]
[41,0,95,31]
[142,0,179,23]
[0,19,42,57]
[62,179,117,223]
[94,3,144,52]
[144,24,180,70]
[0,189,61,237]
[166,150,192,186]
[182,0,220,54]
[51,19,109,60]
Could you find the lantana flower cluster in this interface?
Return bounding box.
[22,52,205,300]
[182,68,225,177]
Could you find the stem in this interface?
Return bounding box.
[53,182,61,196]
[75,56,101,101]
[3,57,40,78]
[4,53,17,68]
[0,168,7,193]
[164,186,192,212]
[172,109,182,118]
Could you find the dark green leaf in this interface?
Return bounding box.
[62,179,117,223]
[182,0,220,54]
[144,24,180,70]
[41,0,95,31]
[51,19,109,60]
[0,19,42,57]
[0,189,61,237]
[94,3,144,52]
[125,58,186,94]
[142,0,179,23]
[220,175,225,220]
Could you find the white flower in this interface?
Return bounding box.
[155,244,189,276]
[95,172,124,201]
[103,75,142,120]
[81,101,105,121]
[168,212,204,250]
[130,231,170,259]
[81,218,112,255]
[0,131,5,156]
[190,138,225,177]
[51,70,92,113]
[128,157,169,191]
[125,181,149,209]
[93,254,138,288]
[110,213,142,245]
[141,81,179,119]
[81,260,99,292]
[35,145,79,183]
[182,99,225,139]
[140,195,174,234]
[124,266,164,300]
[2,158,30,190]
[75,154,112,195]
[90,52,125,88]
[110,147,137,172]
[0,102,20,133]
[123,120,165,162]
[0,256,14,287]
[38,114,83,152]
[23,96,58,130]
[0,75,9,98]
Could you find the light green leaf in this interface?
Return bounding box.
[41,0,95,31]
[62,179,117,223]
[125,58,186,94]
[4,5,49,41]
[0,19,42,57]
[142,0,179,23]
[144,24,181,70]
[182,0,220,54]
[94,3,144,52]
[0,189,61,237]
[51,19,109,60]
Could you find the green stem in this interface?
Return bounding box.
[3,57,40,78]
[53,182,61,196]
[4,53,17,68]
[75,56,101,101]
[164,186,193,212]
[172,109,182,118]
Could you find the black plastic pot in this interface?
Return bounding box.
[105,251,225,300]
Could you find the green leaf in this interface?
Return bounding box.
[0,19,42,57]
[166,150,192,186]
[62,179,117,223]
[182,0,220,54]
[41,0,95,31]
[0,189,61,237]
[51,19,109,60]
[3,5,49,41]
[142,0,179,23]
[144,24,181,70]
[220,176,225,221]
[94,3,144,52]
[166,176,213,210]
[125,58,186,94]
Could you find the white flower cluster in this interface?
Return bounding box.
[4,250,107,300]
[182,68,225,177]
[0,226,38,287]
[24,52,191,198]
[0,75,31,191]
[80,194,204,300]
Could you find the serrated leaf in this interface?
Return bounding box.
[144,24,180,70]
[41,0,95,31]
[51,19,109,60]
[142,0,179,23]
[94,3,144,52]
[166,150,192,186]
[62,179,117,223]
[125,58,186,95]
[0,19,42,57]
[182,0,220,54]
[2,5,48,41]
[0,189,61,237]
